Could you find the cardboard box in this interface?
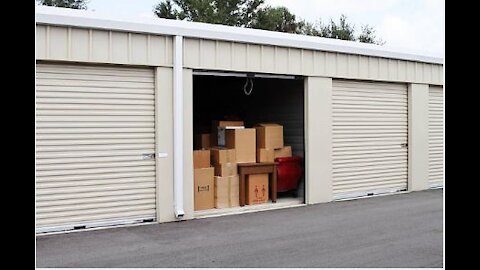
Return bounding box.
[246,174,269,205]
[194,133,210,150]
[255,123,284,149]
[214,175,240,208]
[256,148,274,163]
[211,147,236,165]
[214,163,238,176]
[218,126,245,146]
[211,120,245,146]
[225,128,256,163]
[274,146,292,159]
[194,167,215,210]
[193,149,210,169]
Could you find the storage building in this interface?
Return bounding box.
[35,6,444,233]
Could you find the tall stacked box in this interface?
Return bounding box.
[193,149,214,210]
[225,128,256,163]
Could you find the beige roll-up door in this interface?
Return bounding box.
[36,63,156,233]
[332,80,408,199]
[428,86,444,188]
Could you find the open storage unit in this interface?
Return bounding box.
[192,72,306,215]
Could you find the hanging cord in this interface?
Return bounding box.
[243,77,254,96]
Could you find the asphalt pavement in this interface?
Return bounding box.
[36,189,443,268]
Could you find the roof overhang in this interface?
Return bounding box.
[35,6,443,65]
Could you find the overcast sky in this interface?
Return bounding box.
[83,0,444,57]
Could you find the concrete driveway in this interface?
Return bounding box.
[36,189,443,268]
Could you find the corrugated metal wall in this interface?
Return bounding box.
[36,25,443,86]
[247,79,305,158]
[332,80,408,199]
[36,25,173,67]
[428,86,444,188]
[36,63,157,232]
[184,38,443,85]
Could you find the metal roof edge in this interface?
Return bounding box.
[35,6,443,65]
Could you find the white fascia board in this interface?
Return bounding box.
[35,6,443,65]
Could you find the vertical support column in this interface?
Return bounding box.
[173,35,185,218]
[182,68,194,219]
[408,83,429,191]
[155,67,175,223]
[304,77,333,204]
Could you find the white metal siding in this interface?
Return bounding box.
[36,63,156,233]
[332,80,408,199]
[428,86,444,188]
[184,38,444,85]
[36,25,173,67]
[36,23,443,85]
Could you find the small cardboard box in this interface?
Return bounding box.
[274,146,292,159]
[194,133,210,150]
[255,123,284,149]
[257,148,274,163]
[214,163,238,176]
[214,175,240,208]
[211,147,236,165]
[194,167,215,211]
[211,120,245,146]
[225,128,256,163]
[246,174,269,205]
[193,149,211,169]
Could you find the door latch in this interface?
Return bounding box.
[142,153,155,160]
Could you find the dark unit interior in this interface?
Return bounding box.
[193,73,306,199]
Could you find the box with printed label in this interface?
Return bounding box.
[214,175,240,208]
[246,174,269,205]
[194,167,215,210]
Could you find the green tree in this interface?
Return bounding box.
[319,15,355,41]
[153,0,264,27]
[154,0,177,19]
[298,20,321,36]
[153,1,384,45]
[358,24,385,45]
[299,15,384,45]
[252,6,299,33]
[37,0,88,9]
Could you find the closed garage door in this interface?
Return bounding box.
[332,80,408,199]
[428,86,444,188]
[36,63,156,233]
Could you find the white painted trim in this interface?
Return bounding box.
[334,190,410,201]
[334,187,407,201]
[36,216,155,234]
[408,83,429,191]
[35,6,443,65]
[194,199,305,219]
[192,70,297,79]
[305,77,333,204]
[173,36,184,219]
